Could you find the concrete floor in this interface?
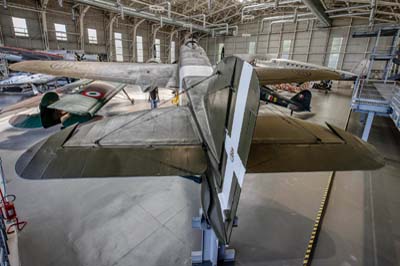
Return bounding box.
[0,87,399,266]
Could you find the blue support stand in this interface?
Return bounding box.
[362,112,375,141]
[191,209,236,266]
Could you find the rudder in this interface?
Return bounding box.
[290,89,312,111]
[39,92,62,128]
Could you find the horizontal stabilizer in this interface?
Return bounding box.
[49,94,98,116]
[247,114,384,172]
[16,110,384,179]
[16,107,207,179]
[48,82,126,116]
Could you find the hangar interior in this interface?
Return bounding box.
[0,0,399,266]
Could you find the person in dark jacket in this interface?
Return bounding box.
[149,87,159,109]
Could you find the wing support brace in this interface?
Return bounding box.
[121,88,134,104]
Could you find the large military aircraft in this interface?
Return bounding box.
[11,39,384,265]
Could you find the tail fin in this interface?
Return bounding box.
[39,92,62,128]
[290,89,312,111]
[193,57,260,244]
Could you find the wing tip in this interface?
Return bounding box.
[325,122,385,170]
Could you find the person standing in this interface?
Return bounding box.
[149,87,159,109]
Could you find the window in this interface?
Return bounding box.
[170,41,175,63]
[12,17,28,37]
[328,37,343,69]
[281,40,291,59]
[217,43,224,62]
[248,41,256,54]
[54,23,67,41]
[155,38,161,60]
[114,33,123,62]
[136,36,144,63]
[87,28,97,44]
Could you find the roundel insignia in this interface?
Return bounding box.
[81,90,104,99]
[80,82,110,99]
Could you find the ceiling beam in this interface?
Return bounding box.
[301,0,331,26]
[75,0,210,33]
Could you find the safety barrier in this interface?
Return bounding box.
[390,84,400,131]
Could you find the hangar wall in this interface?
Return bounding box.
[0,0,178,62]
[201,18,393,73]
[0,1,394,73]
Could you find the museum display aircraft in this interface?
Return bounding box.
[311,79,334,93]
[260,86,312,115]
[11,39,384,264]
[0,46,63,62]
[0,73,60,94]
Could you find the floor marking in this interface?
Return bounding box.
[218,62,253,217]
[303,109,353,266]
[302,171,335,266]
[368,171,378,266]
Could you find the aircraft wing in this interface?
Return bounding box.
[255,66,354,85]
[48,81,127,116]
[254,57,357,84]
[16,106,207,179]
[10,61,178,89]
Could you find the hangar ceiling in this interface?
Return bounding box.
[4,0,400,36]
[63,0,400,28]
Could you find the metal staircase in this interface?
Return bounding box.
[351,26,400,140]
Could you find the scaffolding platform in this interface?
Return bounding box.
[351,26,400,140]
[351,79,395,115]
